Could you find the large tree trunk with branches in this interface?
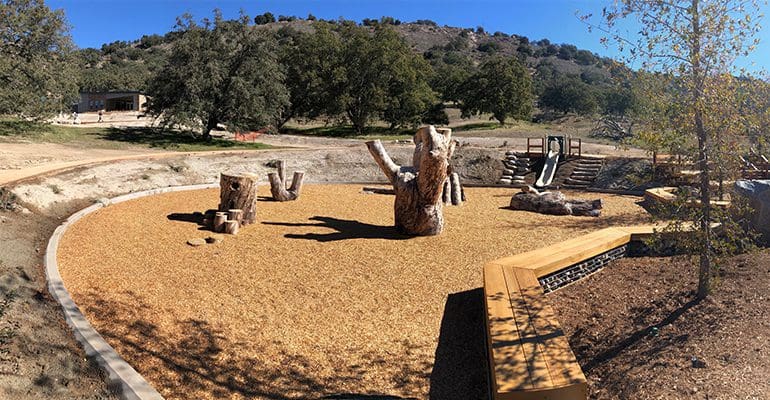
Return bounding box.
[366,126,457,236]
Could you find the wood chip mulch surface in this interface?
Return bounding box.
[57,184,648,399]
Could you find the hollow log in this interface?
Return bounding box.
[213,212,227,233]
[366,125,456,236]
[509,190,602,217]
[268,171,305,201]
[224,220,239,235]
[219,173,258,225]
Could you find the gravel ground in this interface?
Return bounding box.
[56,185,648,399]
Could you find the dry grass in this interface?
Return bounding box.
[57,185,648,399]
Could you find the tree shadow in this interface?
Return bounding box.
[166,209,218,231]
[80,290,429,399]
[99,127,268,149]
[576,292,702,374]
[428,288,489,400]
[263,216,410,242]
[321,394,417,399]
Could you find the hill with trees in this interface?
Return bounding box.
[73,14,635,136]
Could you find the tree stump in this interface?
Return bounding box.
[224,220,239,235]
[213,212,227,232]
[267,161,305,201]
[366,125,457,236]
[219,173,258,225]
[227,209,243,225]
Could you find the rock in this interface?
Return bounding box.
[505,150,516,156]
[499,178,512,184]
[187,238,206,246]
[504,168,515,175]
[206,234,225,244]
[735,180,770,243]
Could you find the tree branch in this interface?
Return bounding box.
[366,140,400,185]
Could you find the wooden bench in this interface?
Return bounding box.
[645,187,731,208]
[483,227,644,400]
[484,264,587,400]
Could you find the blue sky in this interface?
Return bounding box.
[48,0,769,71]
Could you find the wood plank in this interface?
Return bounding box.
[501,266,554,389]
[492,228,631,278]
[484,263,533,392]
[513,269,587,387]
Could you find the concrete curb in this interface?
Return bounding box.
[44,183,218,400]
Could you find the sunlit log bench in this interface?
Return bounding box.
[482,227,647,400]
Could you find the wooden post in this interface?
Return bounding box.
[224,220,239,235]
[213,212,227,233]
[277,160,286,184]
[450,172,462,206]
[366,125,456,236]
[442,178,451,204]
[219,173,258,225]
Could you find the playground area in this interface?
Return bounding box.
[56,184,647,399]
[2,126,769,399]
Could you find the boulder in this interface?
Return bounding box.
[735,180,770,243]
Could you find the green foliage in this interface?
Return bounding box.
[276,23,344,125]
[430,58,473,103]
[597,0,764,298]
[422,102,449,125]
[459,56,533,124]
[336,25,436,133]
[477,41,501,53]
[147,11,289,139]
[557,44,577,60]
[253,12,275,25]
[601,86,636,117]
[540,76,598,115]
[0,0,78,118]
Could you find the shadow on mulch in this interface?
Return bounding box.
[167,210,218,231]
[80,290,439,399]
[263,216,410,242]
[429,288,489,400]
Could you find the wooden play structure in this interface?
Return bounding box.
[483,225,661,400]
[366,125,458,236]
[267,160,305,201]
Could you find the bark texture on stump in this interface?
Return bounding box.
[509,190,603,217]
[224,220,239,235]
[219,173,258,225]
[268,171,305,201]
[366,125,457,236]
[213,212,227,233]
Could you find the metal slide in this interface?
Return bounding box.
[535,149,559,188]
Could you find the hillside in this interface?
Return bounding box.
[77,17,622,95]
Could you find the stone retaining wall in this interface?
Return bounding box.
[539,245,629,293]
